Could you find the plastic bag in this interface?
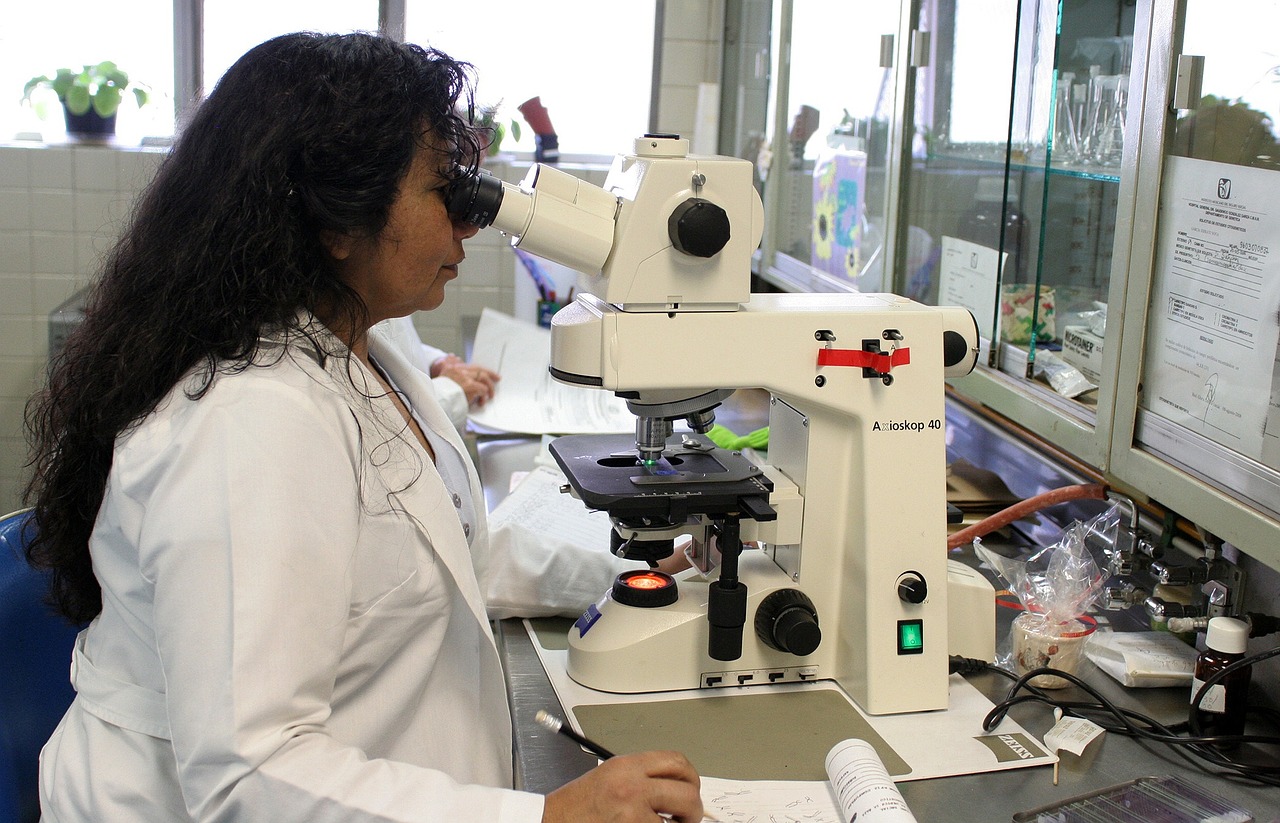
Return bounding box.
[976,504,1120,623]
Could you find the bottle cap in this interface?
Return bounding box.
[1205,616,1249,655]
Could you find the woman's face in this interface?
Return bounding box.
[326,143,479,327]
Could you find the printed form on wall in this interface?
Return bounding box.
[1145,156,1280,468]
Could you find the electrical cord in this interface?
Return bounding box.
[949,649,1280,786]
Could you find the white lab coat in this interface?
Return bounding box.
[38,319,545,822]
[375,316,468,430]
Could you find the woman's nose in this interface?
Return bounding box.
[454,218,481,241]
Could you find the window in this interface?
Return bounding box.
[3,0,655,153]
[202,1,380,97]
[2,0,174,143]
[404,0,656,158]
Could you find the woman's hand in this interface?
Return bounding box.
[432,354,500,407]
[542,751,704,823]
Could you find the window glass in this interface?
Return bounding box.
[3,0,174,142]
[203,0,380,96]
[404,0,656,157]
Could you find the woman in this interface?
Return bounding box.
[24,32,703,823]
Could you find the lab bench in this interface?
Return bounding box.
[474,394,1280,821]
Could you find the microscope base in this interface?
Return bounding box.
[566,552,823,694]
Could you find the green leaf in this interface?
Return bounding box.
[22,75,51,100]
[92,86,122,117]
[132,87,149,107]
[65,85,91,115]
[510,121,522,142]
[50,69,75,100]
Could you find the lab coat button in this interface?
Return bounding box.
[463,522,471,538]
[452,493,462,508]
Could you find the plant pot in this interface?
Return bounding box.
[63,108,116,137]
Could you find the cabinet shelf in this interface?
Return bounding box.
[925,148,1122,183]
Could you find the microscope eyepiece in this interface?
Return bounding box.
[445,170,505,228]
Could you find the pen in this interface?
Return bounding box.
[535,709,615,759]
[534,710,720,822]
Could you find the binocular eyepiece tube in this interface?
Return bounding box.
[443,166,618,277]
[445,171,507,229]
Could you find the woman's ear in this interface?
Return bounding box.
[320,229,354,261]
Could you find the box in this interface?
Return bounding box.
[999,284,1055,344]
[1061,324,1105,383]
[811,147,867,282]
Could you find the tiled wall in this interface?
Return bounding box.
[0,145,168,513]
[0,1,725,514]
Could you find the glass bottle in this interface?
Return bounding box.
[1189,616,1251,746]
[959,177,1027,282]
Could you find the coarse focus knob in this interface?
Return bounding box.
[755,589,821,656]
[897,572,928,604]
[668,198,731,258]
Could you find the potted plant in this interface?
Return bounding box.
[22,61,151,137]
[476,102,522,159]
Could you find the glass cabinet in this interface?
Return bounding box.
[1109,0,1280,569]
[747,0,1280,565]
[757,1,906,295]
[756,0,1143,468]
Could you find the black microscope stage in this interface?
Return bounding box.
[548,433,776,525]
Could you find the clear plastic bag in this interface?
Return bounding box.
[976,504,1119,623]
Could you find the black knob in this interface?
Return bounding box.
[897,572,928,604]
[755,589,821,656]
[668,198,731,258]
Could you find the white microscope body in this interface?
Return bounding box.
[447,135,979,715]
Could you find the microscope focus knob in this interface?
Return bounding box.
[755,589,821,656]
[897,572,928,604]
[668,198,731,258]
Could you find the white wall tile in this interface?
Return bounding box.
[0,231,32,274]
[74,191,127,236]
[460,246,503,288]
[73,147,120,191]
[664,0,717,40]
[29,190,74,231]
[0,316,35,357]
[0,189,32,231]
[0,357,39,401]
[32,276,81,316]
[0,151,30,187]
[663,41,714,85]
[656,86,700,137]
[117,149,164,189]
[30,233,76,275]
[27,147,74,189]
[0,277,34,316]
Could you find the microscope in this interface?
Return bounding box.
[447,135,979,715]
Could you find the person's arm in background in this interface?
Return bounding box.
[377,317,499,430]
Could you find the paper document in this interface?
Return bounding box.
[699,739,916,823]
[938,235,1005,336]
[467,308,636,434]
[1145,156,1280,463]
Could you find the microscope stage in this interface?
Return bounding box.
[548,434,775,523]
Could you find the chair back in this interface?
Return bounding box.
[0,510,79,823]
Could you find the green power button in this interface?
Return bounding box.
[898,619,924,655]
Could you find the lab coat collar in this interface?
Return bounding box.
[365,326,496,642]
[260,312,496,645]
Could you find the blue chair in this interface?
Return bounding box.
[0,510,79,823]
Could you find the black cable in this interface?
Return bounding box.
[950,648,1280,786]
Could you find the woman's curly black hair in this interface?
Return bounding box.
[24,32,487,623]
